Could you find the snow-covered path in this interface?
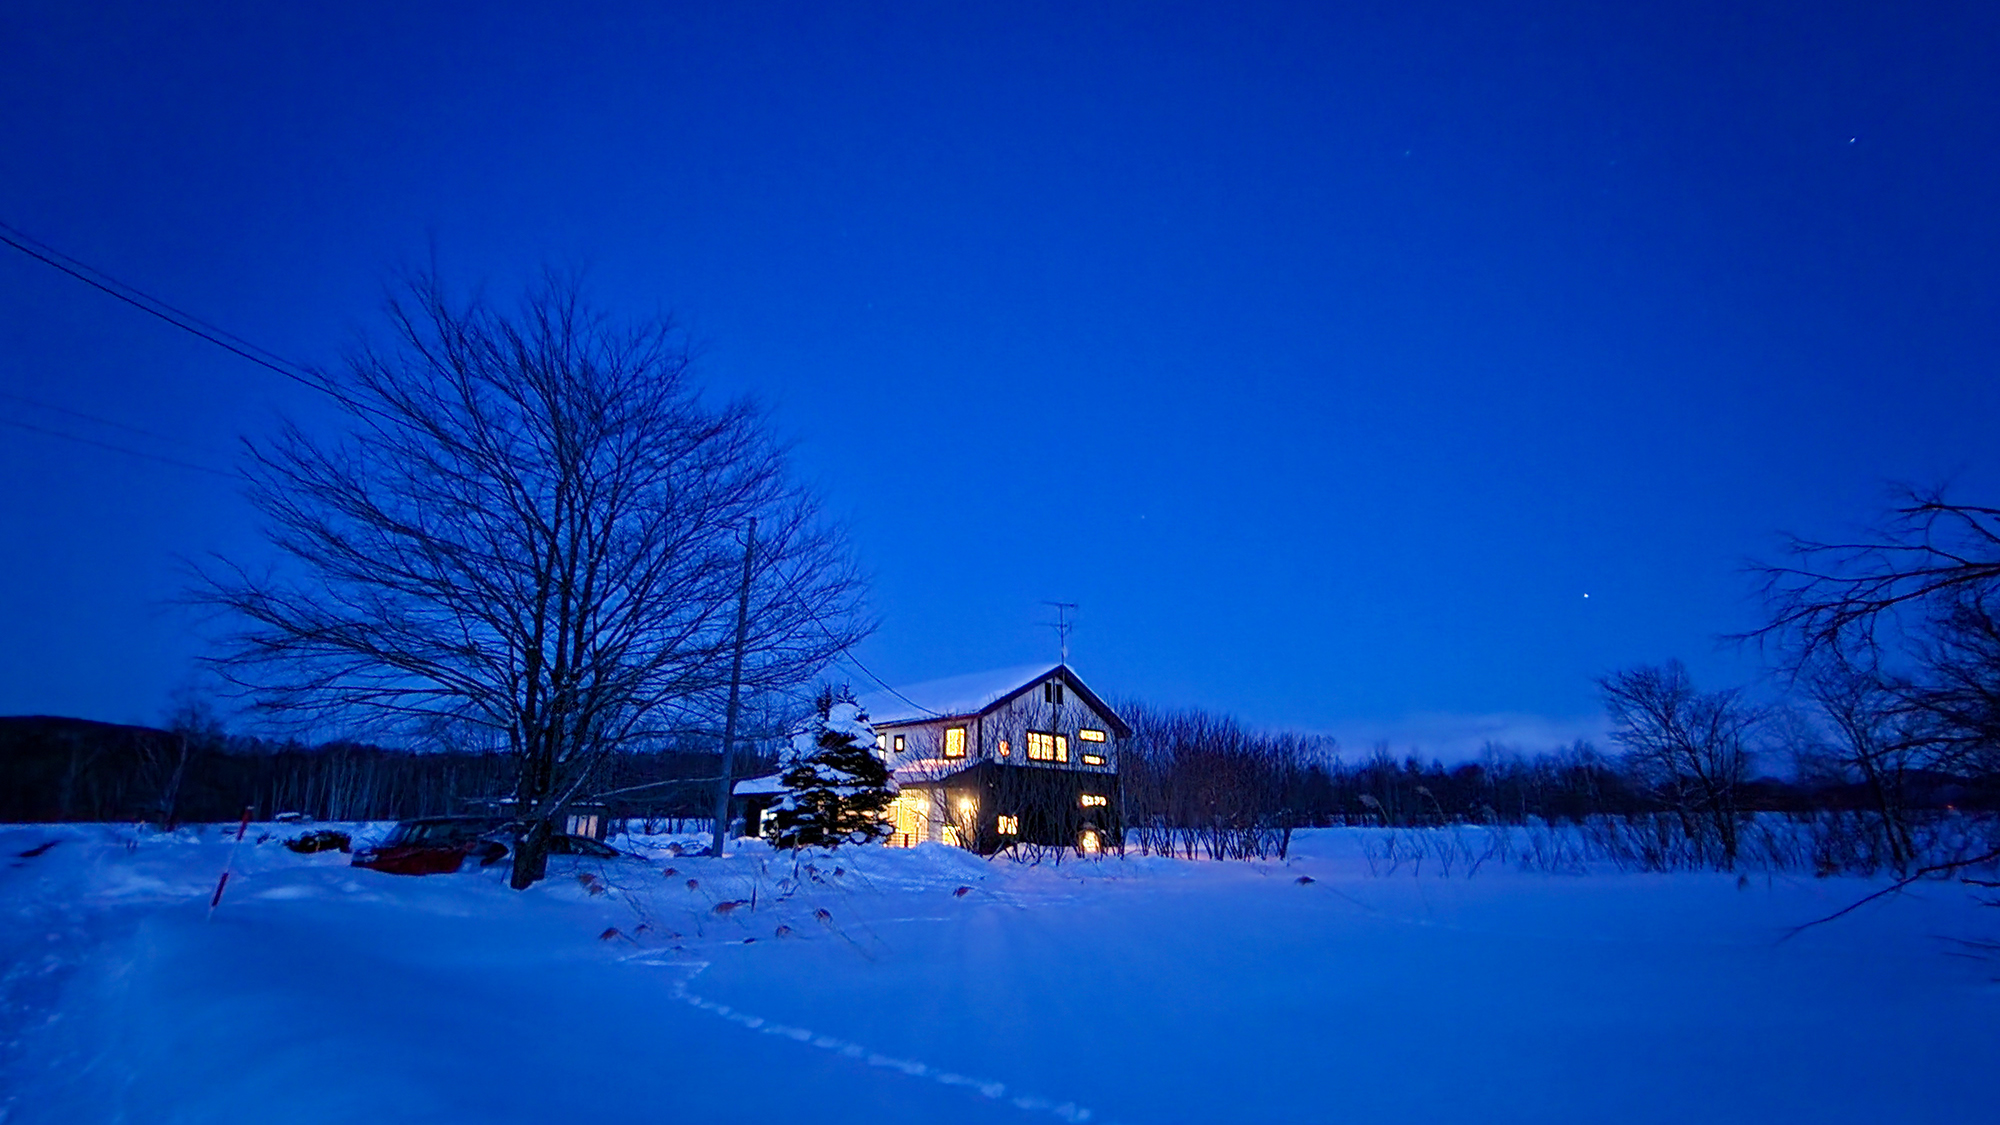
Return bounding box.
[2,825,1992,1123]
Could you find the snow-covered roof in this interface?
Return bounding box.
[731,774,786,796]
[856,663,1062,727]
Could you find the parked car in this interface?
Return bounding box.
[351,817,625,875]
[351,817,511,876]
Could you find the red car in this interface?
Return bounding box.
[350,817,622,875]
[351,817,511,875]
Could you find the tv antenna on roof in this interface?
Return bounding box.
[1040,601,1077,666]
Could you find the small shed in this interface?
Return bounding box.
[731,774,787,838]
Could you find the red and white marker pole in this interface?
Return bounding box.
[208,806,254,919]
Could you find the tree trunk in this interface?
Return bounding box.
[510,818,553,889]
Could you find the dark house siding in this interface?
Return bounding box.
[907,759,1120,854]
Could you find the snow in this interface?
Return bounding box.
[2,823,1993,1123]
[857,663,1061,726]
[824,700,876,746]
[732,774,786,796]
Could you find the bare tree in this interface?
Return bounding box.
[1784,651,1925,873]
[154,691,224,830]
[1752,487,2000,662]
[1599,662,1757,868]
[196,272,866,886]
[1752,485,2000,816]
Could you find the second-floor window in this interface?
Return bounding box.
[893,734,905,754]
[1025,731,1068,762]
[944,726,967,758]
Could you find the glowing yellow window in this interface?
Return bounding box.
[1081,754,1105,766]
[1025,732,1068,762]
[998,739,1010,758]
[997,815,1019,835]
[1081,794,1108,808]
[944,726,967,758]
[1078,729,1107,742]
[886,791,930,847]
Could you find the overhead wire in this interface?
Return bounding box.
[0,387,219,454]
[764,563,940,718]
[0,219,329,397]
[0,417,236,480]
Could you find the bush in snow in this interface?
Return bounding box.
[284,830,352,854]
[765,687,897,849]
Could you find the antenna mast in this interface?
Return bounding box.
[1041,601,1077,666]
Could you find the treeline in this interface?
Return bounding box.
[0,715,768,826]
[1114,702,2000,866]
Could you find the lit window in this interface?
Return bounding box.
[1081,794,1108,808]
[998,739,1010,758]
[566,813,599,837]
[876,733,887,750]
[1025,731,1068,762]
[1079,831,1101,853]
[1078,728,1107,742]
[956,796,976,813]
[997,815,1019,835]
[1081,754,1105,767]
[944,726,967,758]
[893,734,905,753]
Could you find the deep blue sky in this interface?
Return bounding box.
[3,2,1997,757]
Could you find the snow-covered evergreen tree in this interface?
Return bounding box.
[764,686,897,849]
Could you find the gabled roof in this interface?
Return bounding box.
[858,663,1132,738]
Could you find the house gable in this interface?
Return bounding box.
[862,664,1126,784]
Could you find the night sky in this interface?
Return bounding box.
[3,2,1997,758]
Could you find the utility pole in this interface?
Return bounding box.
[711,517,757,858]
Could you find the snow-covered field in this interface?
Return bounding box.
[2,823,1992,1124]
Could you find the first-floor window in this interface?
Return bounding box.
[1025,731,1068,762]
[1081,753,1105,766]
[997,814,1019,835]
[1080,794,1108,808]
[944,726,967,758]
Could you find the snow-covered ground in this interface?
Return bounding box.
[2,823,1992,1124]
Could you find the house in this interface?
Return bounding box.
[859,663,1130,853]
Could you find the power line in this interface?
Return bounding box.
[838,651,943,719]
[764,562,941,718]
[0,416,235,480]
[0,219,327,396]
[0,388,217,454]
